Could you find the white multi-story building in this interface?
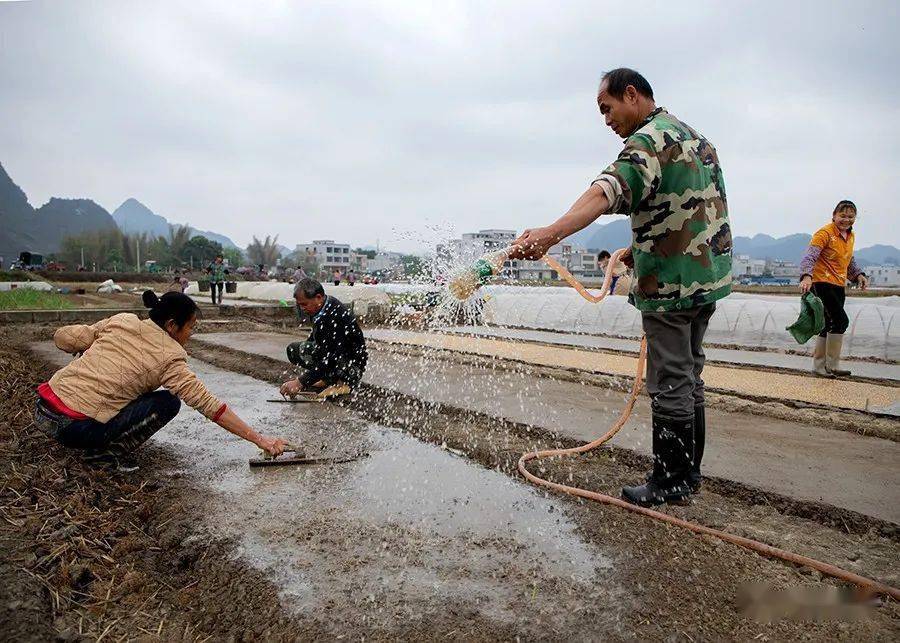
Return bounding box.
[294,240,352,276]
[514,259,558,281]
[440,229,518,279]
[867,265,900,287]
[499,242,603,282]
[452,229,517,262]
[768,259,801,279]
[438,231,602,282]
[350,253,368,274]
[367,251,404,274]
[545,243,605,279]
[568,250,602,278]
[732,254,766,277]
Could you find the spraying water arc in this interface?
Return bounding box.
[447,246,900,601]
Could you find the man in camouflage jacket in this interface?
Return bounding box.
[509,68,732,507]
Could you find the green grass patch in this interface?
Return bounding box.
[0,289,75,310]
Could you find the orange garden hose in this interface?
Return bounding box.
[516,249,899,601]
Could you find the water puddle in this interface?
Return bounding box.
[154,359,621,632]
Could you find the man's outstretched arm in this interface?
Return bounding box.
[508,184,610,260]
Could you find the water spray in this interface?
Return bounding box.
[447,245,900,601]
[448,249,512,301]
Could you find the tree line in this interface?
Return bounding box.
[55,227,424,278]
[55,226,244,272]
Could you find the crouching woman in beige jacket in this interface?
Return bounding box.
[34,290,287,466]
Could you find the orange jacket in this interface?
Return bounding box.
[809,223,856,287]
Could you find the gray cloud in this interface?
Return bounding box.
[1,0,897,252]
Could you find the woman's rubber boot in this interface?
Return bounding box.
[622,415,693,507]
[825,333,851,377]
[688,405,705,493]
[812,336,832,377]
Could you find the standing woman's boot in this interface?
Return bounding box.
[825,333,852,377]
[812,335,831,377]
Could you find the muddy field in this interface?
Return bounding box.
[1,322,898,640]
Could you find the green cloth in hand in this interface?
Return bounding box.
[785,292,825,344]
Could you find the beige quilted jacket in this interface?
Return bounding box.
[49,313,224,423]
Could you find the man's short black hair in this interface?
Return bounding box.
[601,68,654,100]
[598,250,611,260]
[294,277,325,299]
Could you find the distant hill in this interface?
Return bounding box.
[855,245,900,266]
[568,219,898,267]
[732,233,811,262]
[112,198,170,237]
[35,198,118,244]
[112,198,240,249]
[569,217,631,251]
[733,233,900,267]
[0,162,117,259]
[0,162,36,258]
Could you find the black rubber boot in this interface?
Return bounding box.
[622,415,693,507]
[688,405,705,493]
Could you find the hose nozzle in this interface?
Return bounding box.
[448,248,511,300]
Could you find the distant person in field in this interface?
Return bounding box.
[281,279,367,399]
[598,249,627,294]
[508,68,732,507]
[333,269,342,286]
[348,270,356,286]
[206,254,228,305]
[34,291,288,470]
[167,272,189,294]
[292,266,308,283]
[799,199,869,377]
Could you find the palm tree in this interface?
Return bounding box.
[247,235,281,267]
[168,224,192,260]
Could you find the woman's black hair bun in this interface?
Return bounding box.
[142,290,160,308]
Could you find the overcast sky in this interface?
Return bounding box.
[1,0,898,252]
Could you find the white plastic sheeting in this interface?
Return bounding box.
[96,279,123,293]
[481,288,899,360]
[380,283,900,360]
[185,281,391,314]
[0,281,53,292]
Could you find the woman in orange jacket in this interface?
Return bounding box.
[798,200,869,377]
[34,291,288,469]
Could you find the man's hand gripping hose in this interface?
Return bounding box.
[448,246,899,601]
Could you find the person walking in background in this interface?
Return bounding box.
[206,254,228,304]
[508,68,732,507]
[598,250,627,294]
[292,266,308,283]
[348,270,356,286]
[333,269,341,286]
[34,291,288,470]
[799,200,869,377]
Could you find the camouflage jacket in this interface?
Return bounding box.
[597,108,732,312]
